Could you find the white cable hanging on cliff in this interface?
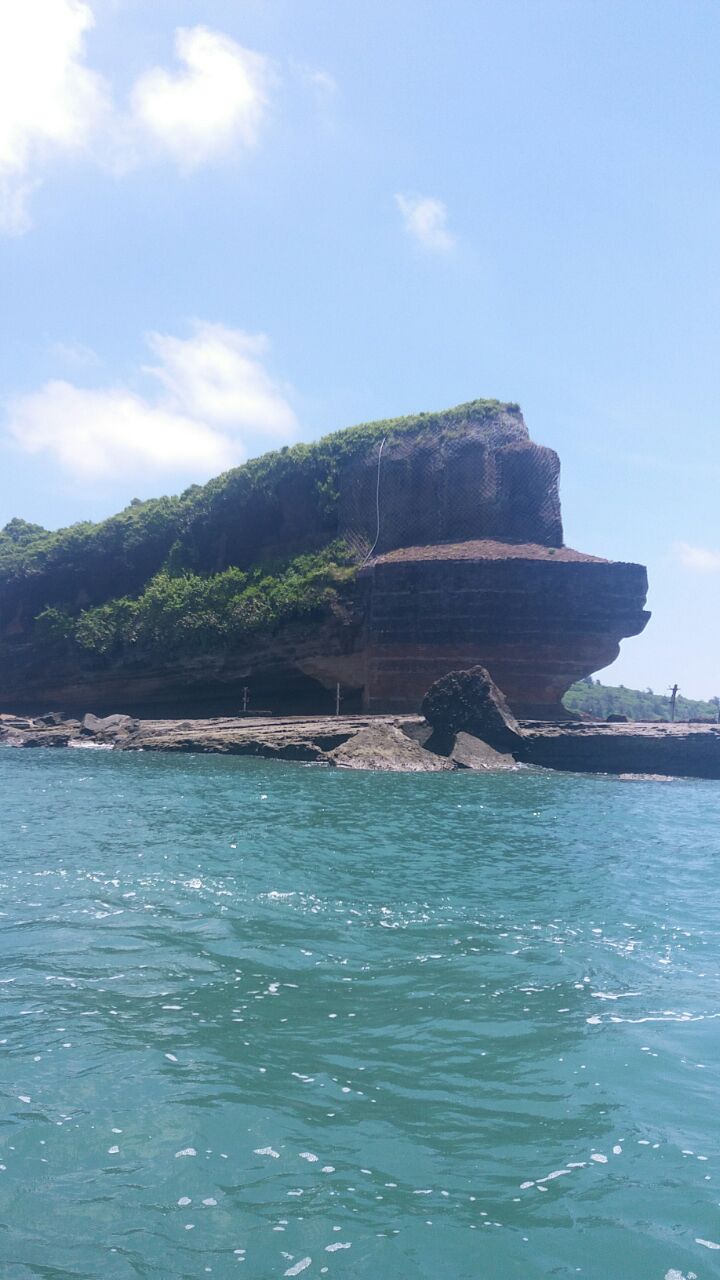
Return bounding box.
[362,436,388,565]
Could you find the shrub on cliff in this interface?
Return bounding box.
[34,542,358,659]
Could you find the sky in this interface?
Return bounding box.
[0,0,718,699]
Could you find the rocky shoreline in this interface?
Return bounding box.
[2,704,719,779]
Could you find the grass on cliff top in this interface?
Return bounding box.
[35,542,359,659]
[0,399,521,584]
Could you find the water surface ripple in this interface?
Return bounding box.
[1,750,719,1278]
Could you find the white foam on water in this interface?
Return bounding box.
[255,1147,280,1158]
[613,1145,623,1155]
[17,1096,31,1104]
[696,1239,720,1250]
[591,991,642,1001]
[325,1243,351,1252]
[178,1197,191,1206]
[165,1054,178,1063]
[107,1145,119,1155]
[284,1259,311,1276]
[202,1198,217,1206]
[590,1154,608,1164]
[175,1148,197,1158]
[299,1152,318,1162]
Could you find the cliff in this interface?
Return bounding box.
[0,399,649,717]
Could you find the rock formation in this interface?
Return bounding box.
[0,399,649,717]
[421,664,522,750]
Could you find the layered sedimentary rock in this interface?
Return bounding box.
[363,542,649,716]
[0,400,649,717]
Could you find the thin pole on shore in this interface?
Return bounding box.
[669,683,679,722]
[335,683,341,716]
[242,686,249,714]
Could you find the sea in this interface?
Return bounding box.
[1,748,719,1280]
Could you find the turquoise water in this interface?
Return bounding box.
[1,751,720,1279]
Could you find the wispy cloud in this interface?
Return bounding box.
[394,193,455,253]
[0,5,275,232]
[674,542,720,572]
[6,323,298,480]
[51,339,101,370]
[297,64,338,105]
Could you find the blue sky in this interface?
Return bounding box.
[1,0,718,698]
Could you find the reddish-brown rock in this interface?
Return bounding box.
[362,543,648,716]
[0,401,649,718]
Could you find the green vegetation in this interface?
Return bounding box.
[34,542,359,659]
[563,678,720,722]
[0,494,185,582]
[0,399,518,591]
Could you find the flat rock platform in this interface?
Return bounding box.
[1,712,719,778]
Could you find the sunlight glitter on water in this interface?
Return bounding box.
[0,749,719,1278]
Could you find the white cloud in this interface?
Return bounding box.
[0,0,111,233]
[130,26,272,169]
[394,193,455,253]
[0,8,274,232]
[7,382,232,479]
[674,542,720,573]
[145,324,296,436]
[6,324,298,480]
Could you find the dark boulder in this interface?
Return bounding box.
[421,665,523,751]
[606,713,629,723]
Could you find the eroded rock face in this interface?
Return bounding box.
[421,665,523,751]
[0,402,649,719]
[337,412,563,553]
[364,545,649,717]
